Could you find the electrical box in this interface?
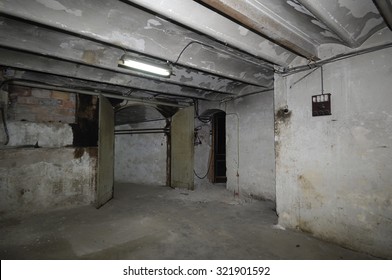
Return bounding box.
[312,93,331,117]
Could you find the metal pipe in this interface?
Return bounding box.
[199,0,318,59]
[8,80,186,108]
[220,87,274,102]
[115,128,168,132]
[280,42,392,76]
[297,0,359,48]
[115,130,168,135]
[233,87,274,100]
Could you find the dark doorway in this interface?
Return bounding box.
[212,111,227,183]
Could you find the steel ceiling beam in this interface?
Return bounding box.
[0,0,288,76]
[198,0,319,60]
[5,69,191,104]
[0,16,269,93]
[124,0,297,65]
[298,0,386,48]
[373,0,392,30]
[0,47,227,101]
[8,81,185,108]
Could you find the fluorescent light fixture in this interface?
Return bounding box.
[118,55,172,77]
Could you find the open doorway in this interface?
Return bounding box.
[212,111,227,183]
[114,104,170,187]
[198,109,227,184]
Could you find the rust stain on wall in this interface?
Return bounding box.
[298,173,324,208]
[297,172,326,235]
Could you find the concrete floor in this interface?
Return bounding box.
[0,183,376,259]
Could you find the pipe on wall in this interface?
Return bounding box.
[8,80,187,108]
[279,42,392,76]
[114,128,169,135]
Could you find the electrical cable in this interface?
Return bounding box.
[174,40,269,68]
[193,101,213,179]
[194,99,212,123]
[193,146,213,179]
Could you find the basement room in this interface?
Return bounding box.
[0,0,391,261]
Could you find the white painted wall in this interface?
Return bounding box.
[225,91,276,201]
[274,47,392,258]
[0,120,73,147]
[114,121,167,186]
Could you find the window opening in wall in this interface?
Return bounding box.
[212,111,226,183]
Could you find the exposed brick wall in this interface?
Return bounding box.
[8,85,76,123]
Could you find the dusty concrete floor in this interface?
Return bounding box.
[0,183,376,259]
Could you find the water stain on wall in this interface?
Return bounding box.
[298,173,324,209]
[297,172,326,236]
[275,106,292,159]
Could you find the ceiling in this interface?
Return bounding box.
[0,0,391,121]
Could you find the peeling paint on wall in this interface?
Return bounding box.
[238,26,249,36]
[145,18,162,29]
[36,0,82,16]
[337,0,378,18]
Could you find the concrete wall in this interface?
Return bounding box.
[274,48,392,258]
[0,120,73,147]
[1,85,75,146]
[0,147,97,218]
[225,91,276,201]
[0,86,98,218]
[114,121,167,186]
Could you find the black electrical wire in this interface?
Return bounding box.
[194,159,211,179]
[194,145,213,179]
[194,99,212,123]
